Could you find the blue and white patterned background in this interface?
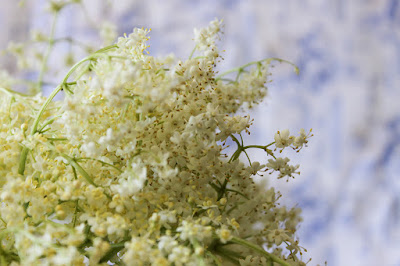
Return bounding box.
[1,1,400,265]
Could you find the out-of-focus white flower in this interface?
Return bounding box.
[194,18,223,51]
[216,225,232,244]
[100,21,117,45]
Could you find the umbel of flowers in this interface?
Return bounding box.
[0,18,312,265]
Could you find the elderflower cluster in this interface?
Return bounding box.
[267,129,313,181]
[0,17,312,266]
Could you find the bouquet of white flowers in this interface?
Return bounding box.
[0,3,312,265]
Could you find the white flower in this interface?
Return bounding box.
[267,229,290,246]
[216,225,232,244]
[123,237,155,265]
[274,129,294,149]
[267,157,290,171]
[246,161,264,175]
[100,21,117,45]
[280,163,300,179]
[194,18,223,51]
[0,70,15,88]
[177,220,212,241]
[239,255,269,266]
[116,27,151,60]
[168,246,191,265]
[0,16,311,266]
[158,235,178,253]
[267,157,300,180]
[81,141,97,157]
[293,128,313,150]
[50,246,81,265]
[111,159,147,197]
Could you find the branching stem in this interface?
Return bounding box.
[231,237,290,266]
[215,57,299,82]
[37,12,59,93]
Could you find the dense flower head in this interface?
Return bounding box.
[0,18,312,265]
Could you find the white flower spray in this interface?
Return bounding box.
[0,3,313,265]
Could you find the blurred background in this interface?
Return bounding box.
[1,0,400,265]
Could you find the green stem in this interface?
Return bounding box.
[37,12,59,93]
[243,149,252,166]
[206,251,222,266]
[72,200,79,227]
[99,240,129,263]
[214,246,241,265]
[53,37,93,50]
[215,66,244,82]
[231,237,290,266]
[0,87,30,97]
[215,58,299,82]
[63,154,111,199]
[215,245,244,260]
[230,134,241,147]
[228,134,243,163]
[62,154,96,186]
[71,165,78,180]
[189,45,197,60]
[76,157,122,173]
[217,178,228,201]
[228,148,242,163]
[38,115,62,133]
[242,142,275,150]
[30,85,61,135]
[18,45,117,175]
[18,148,29,176]
[192,238,206,266]
[46,137,68,141]
[218,134,244,200]
[225,188,250,200]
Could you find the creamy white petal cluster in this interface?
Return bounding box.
[267,157,300,180]
[0,19,311,265]
[274,128,313,152]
